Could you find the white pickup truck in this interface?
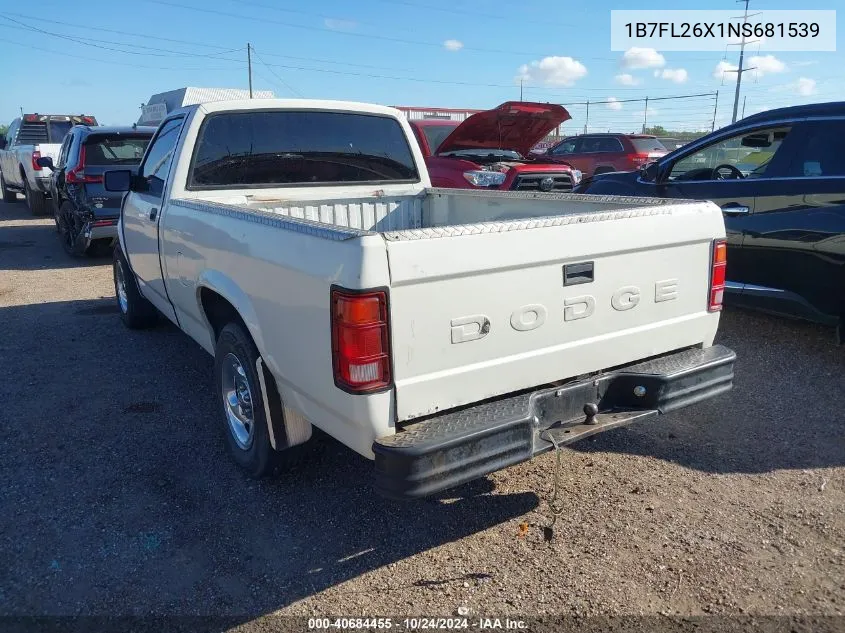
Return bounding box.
[0,114,98,215]
[105,99,735,499]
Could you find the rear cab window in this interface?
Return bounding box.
[84,135,151,165]
[188,110,419,189]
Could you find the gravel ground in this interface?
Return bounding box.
[1,198,843,627]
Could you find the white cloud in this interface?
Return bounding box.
[792,60,818,68]
[748,54,787,77]
[795,77,817,96]
[606,97,623,111]
[443,39,463,52]
[714,55,788,81]
[713,60,738,80]
[615,73,641,86]
[516,56,587,87]
[654,68,688,83]
[620,47,665,69]
[323,18,358,31]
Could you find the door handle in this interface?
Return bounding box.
[721,204,750,216]
[149,207,158,221]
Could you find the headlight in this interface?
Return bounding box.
[463,170,507,187]
[570,169,583,185]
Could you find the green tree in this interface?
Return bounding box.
[0,124,7,137]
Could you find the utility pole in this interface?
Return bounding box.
[584,100,590,134]
[520,79,523,101]
[711,90,719,131]
[741,95,747,119]
[247,43,253,98]
[642,96,649,133]
[725,0,758,123]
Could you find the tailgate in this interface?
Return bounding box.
[36,143,62,165]
[384,200,725,421]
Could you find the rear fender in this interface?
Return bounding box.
[196,269,263,354]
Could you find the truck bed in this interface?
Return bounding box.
[173,189,722,425]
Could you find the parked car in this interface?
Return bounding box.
[0,114,97,215]
[105,98,734,499]
[544,133,668,178]
[408,102,581,192]
[574,101,845,341]
[37,125,155,256]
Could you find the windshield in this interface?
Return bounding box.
[631,138,667,153]
[420,124,458,153]
[85,135,151,165]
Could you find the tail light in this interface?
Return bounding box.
[31,151,42,171]
[709,239,727,312]
[331,287,391,393]
[66,146,103,184]
[628,153,651,167]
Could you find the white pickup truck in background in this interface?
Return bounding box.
[105,99,736,499]
[0,113,98,215]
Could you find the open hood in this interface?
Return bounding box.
[436,101,571,157]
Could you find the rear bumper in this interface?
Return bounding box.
[82,219,118,243]
[373,344,735,500]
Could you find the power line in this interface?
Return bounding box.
[251,46,303,97]
[0,15,245,59]
[0,36,241,71]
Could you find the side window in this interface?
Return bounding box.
[596,137,624,152]
[782,121,845,178]
[669,126,793,182]
[57,135,72,168]
[140,117,184,197]
[552,138,579,155]
[6,121,19,146]
[580,137,601,153]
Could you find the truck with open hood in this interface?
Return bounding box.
[407,101,582,193]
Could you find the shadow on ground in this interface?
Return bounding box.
[572,307,845,474]
[0,297,537,618]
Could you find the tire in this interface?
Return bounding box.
[215,322,298,478]
[0,173,16,203]
[58,202,88,257]
[24,178,48,216]
[113,247,158,329]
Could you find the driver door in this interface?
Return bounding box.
[655,124,799,290]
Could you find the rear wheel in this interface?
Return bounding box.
[58,202,88,256]
[113,247,158,329]
[24,178,48,216]
[0,173,17,203]
[215,323,278,477]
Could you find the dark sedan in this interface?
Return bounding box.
[575,102,845,341]
[38,125,155,256]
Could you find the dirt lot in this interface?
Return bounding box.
[1,197,843,626]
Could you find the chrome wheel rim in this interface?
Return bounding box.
[115,260,129,314]
[221,353,255,450]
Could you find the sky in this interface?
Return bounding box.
[0,0,841,133]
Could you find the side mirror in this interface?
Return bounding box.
[36,156,54,170]
[103,169,132,192]
[640,161,660,182]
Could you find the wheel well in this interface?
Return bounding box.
[199,288,247,342]
[594,166,615,175]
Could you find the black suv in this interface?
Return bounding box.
[574,102,845,340]
[38,125,155,256]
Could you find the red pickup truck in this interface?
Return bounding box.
[407,102,581,193]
